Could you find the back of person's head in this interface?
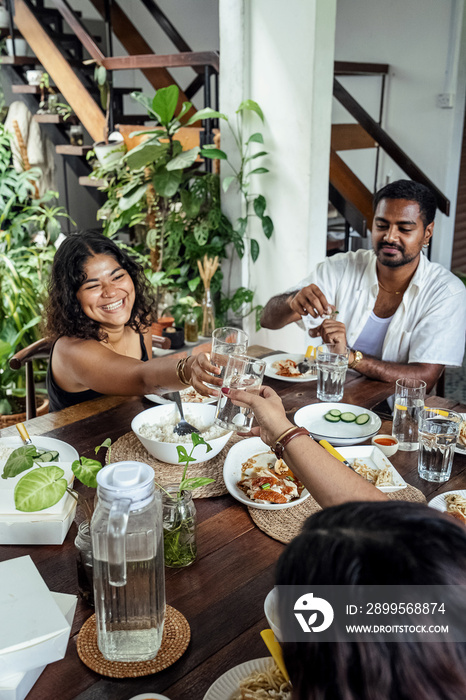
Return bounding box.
[373,180,437,228]
[276,501,466,700]
[44,230,155,340]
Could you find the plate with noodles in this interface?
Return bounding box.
[428,490,466,525]
[264,353,317,383]
[455,414,466,454]
[337,445,407,493]
[203,657,291,700]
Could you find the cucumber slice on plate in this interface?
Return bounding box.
[328,409,342,417]
[355,413,370,425]
[34,450,59,462]
[340,412,356,423]
[324,413,341,422]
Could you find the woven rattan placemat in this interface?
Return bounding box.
[248,484,427,544]
[109,431,243,497]
[77,605,190,678]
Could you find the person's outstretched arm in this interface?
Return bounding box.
[226,385,388,508]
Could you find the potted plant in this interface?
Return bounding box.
[88,63,126,167]
[0,122,73,422]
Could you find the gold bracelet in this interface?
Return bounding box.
[348,350,363,369]
[176,357,191,386]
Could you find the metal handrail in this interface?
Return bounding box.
[333,78,450,215]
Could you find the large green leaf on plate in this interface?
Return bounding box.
[14,466,67,512]
[1,446,37,479]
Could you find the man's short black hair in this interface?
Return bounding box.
[373,179,437,228]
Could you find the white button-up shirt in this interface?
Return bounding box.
[289,249,466,367]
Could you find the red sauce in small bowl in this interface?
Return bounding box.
[374,437,397,446]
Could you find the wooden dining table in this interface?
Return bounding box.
[1,344,466,700]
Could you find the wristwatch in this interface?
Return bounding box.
[348,350,363,369]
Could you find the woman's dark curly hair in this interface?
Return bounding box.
[43,231,156,341]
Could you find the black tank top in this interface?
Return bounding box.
[46,334,149,412]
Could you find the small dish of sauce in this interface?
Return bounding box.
[371,434,399,457]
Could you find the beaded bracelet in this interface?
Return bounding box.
[176,357,191,386]
[272,426,311,460]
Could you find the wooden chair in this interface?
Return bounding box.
[9,335,171,420]
[9,338,52,420]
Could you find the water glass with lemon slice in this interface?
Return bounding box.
[392,378,426,451]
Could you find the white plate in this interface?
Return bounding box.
[338,445,407,493]
[264,353,317,383]
[223,437,310,510]
[203,657,278,700]
[294,402,381,446]
[428,489,466,513]
[145,387,216,405]
[455,413,466,454]
[0,436,79,465]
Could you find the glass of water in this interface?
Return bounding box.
[418,407,462,482]
[392,378,426,451]
[207,327,248,388]
[214,354,266,432]
[316,343,349,402]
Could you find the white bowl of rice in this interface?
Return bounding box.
[131,403,233,465]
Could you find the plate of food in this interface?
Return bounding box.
[223,437,309,510]
[203,657,291,700]
[294,403,381,446]
[428,490,466,524]
[455,413,466,454]
[145,386,216,405]
[0,436,79,466]
[264,353,317,382]
[337,445,407,493]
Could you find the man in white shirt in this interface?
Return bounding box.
[261,180,466,390]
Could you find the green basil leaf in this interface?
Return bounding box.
[14,466,67,512]
[72,457,103,488]
[1,446,36,479]
[179,477,215,491]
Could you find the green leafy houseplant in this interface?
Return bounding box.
[87,87,271,328]
[0,121,73,415]
[161,432,214,567]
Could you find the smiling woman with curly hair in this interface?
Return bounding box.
[43,231,220,412]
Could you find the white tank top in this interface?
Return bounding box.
[354,311,394,359]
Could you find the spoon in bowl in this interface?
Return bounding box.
[164,392,200,437]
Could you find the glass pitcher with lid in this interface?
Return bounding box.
[91,461,165,662]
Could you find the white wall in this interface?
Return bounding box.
[220,0,337,352]
[334,0,466,269]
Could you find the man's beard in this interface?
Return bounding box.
[376,243,419,268]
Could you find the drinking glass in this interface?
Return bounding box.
[316,343,349,402]
[418,408,462,482]
[214,354,266,432]
[392,378,426,451]
[207,326,248,388]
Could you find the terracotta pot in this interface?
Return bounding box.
[0,396,49,428]
[157,316,175,330]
